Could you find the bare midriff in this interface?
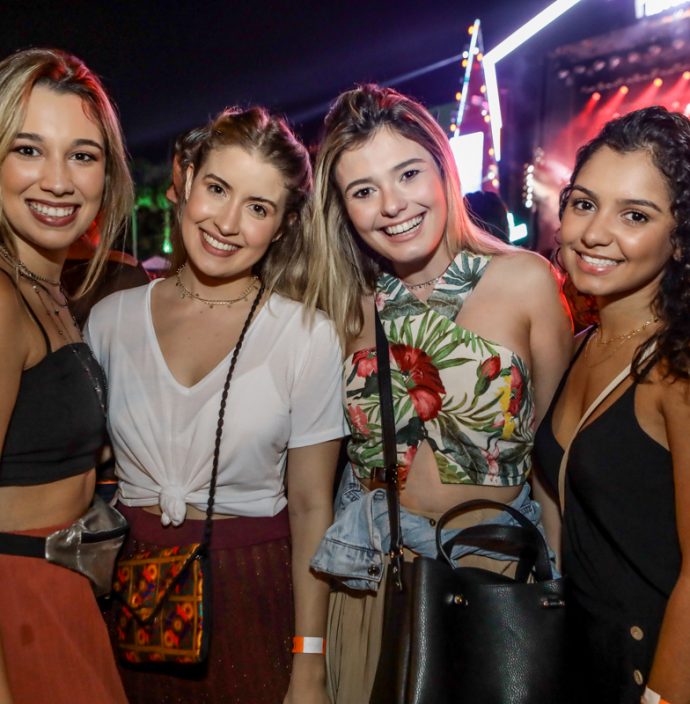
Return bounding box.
[0,468,96,531]
[359,440,522,514]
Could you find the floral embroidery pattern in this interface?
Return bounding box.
[345,252,534,486]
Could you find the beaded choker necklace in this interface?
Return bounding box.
[402,267,449,291]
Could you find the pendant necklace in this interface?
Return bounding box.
[31,282,107,414]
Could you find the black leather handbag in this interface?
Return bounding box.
[370,311,567,704]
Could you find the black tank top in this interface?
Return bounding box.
[0,274,107,486]
[534,334,679,702]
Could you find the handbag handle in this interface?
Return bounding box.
[202,283,265,549]
[435,499,555,582]
[375,309,405,592]
[440,523,542,583]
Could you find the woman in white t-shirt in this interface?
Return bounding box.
[86,107,345,704]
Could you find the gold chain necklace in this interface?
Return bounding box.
[0,244,62,286]
[595,316,658,345]
[584,317,658,367]
[175,265,259,308]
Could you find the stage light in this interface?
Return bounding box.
[627,51,641,63]
[482,0,583,161]
[468,25,475,35]
[573,64,587,74]
[593,59,606,72]
[508,213,528,242]
[492,178,500,188]
[558,68,570,79]
[654,77,663,86]
[453,18,481,133]
[484,114,491,123]
[456,91,462,100]
[684,71,690,79]
[609,56,622,69]
[592,91,602,101]
[488,147,495,156]
[635,0,690,19]
[480,85,487,94]
[620,85,629,94]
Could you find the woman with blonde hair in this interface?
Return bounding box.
[0,47,132,703]
[309,84,573,703]
[86,106,345,703]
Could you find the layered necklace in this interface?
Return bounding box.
[0,244,106,413]
[175,264,259,308]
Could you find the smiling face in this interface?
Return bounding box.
[334,127,450,282]
[180,144,288,283]
[560,146,676,306]
[0,85,105,260]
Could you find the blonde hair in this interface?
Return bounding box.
[170,106,315,303]
[0,48,133,295]
[308,84,509,345]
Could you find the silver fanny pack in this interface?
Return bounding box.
[0,495,128,596]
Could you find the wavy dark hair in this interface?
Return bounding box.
[559,106,690,381]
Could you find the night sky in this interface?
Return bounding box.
[1,0,628,161]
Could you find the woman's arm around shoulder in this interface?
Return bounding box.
[647,372,690,702]
[284,439,340,704]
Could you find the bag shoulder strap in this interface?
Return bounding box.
[557,363,631,513]
[375,310,404,591]
[203,283,265,548]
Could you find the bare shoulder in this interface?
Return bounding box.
[346,293,375,356]
[0,271,26,332]
[488,249,559,290]
[0,271,30,371]
[652,366,690,417]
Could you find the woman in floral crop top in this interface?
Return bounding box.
[307,84,573,703]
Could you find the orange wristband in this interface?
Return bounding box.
[292,636,326,654]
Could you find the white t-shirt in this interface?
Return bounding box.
[85,281,346,526]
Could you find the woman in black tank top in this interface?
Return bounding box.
[532,107,690,704]
[0,49,132,704]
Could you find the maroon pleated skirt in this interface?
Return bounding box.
[112,505,293,704]
[0,523,127,704]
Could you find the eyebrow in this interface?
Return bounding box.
[343,157,426,195]
[205,172,278,209]
[15,132,104,152]
[571,184,664,213]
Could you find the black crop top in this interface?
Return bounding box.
[0,276,107,486]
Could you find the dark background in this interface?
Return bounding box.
[2,0,629,158]
[4,0,679,256]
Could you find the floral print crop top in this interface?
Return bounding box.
[345,251,535,486]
